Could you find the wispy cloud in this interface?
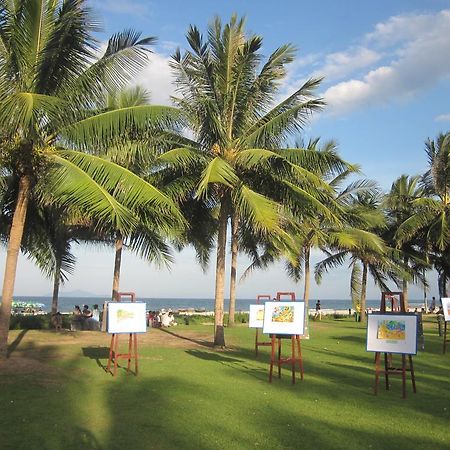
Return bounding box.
[435,113,450,122]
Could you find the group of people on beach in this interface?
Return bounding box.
[71,304,100,330]
[147,309,177,328]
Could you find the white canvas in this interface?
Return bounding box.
[249,304,265,328]
[367,313,418,355]
[107,302,147,334]
[442,298,450,321]
[262,301,305,335]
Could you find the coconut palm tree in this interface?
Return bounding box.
[0,0,181,357]
[384,175,428,308]
[396,133,450,297]
[165,15,338,346]
[315,191,405,322]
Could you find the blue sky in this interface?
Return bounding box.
[2,0,450,300]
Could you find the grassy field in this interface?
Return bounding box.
[0,317,449,450]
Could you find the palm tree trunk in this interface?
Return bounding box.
[228,212,239,327]
[0,175,31,358]
[303,247,311,336]
[402,256,409,310]
[111,232,123,302]
[360,262,368,322]
[51,256,62,315]
[214,200,228,347]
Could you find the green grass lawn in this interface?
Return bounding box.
[0,317,449,450]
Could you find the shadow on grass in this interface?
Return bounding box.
[158,327,214,348]
[82,346,110,370]
[7,329,28,358]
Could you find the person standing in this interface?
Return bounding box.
[315,300,321,321]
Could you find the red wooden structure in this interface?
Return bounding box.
[255,295,272,356]
[443,322,449,354]
[374,292,416,398]
[106,292,139,377]
[269,292,304,384]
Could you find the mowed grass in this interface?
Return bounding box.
[0,317,449,450]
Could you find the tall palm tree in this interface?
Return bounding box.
[315,191,404,322]
[166,15,333,346]
[0,0,181,357]
[396,133,450,297]
[384,175,427,308]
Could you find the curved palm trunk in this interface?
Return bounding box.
[111,232,123,301]
[51,256,62,315]
[214,200,228,347]
[228,213,239,327]
[0,176,31,358]
[360,262,368,322]
[303,247,311,337]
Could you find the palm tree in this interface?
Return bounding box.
[166,15,331,346]
[315,191,403,322]
[384,175,428,308]
[0,0,181,357]
[396,133,450,297]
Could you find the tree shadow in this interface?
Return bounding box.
[7,329,28,358]
[158,327,214,348]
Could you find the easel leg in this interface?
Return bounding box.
[374,352,380,395]
[107,334,115,374]
[127,333,132,373]
[269,335,275,383]
[113,334,119,377]
[277,338,282,379]
[134,334,138,376]
[401,354,406,399]
[409,355,416,393]
[291,336,296,385]
[384,353,390,391]
[444,322,447,354]
[255,329,259,356]
[297,336,304,380]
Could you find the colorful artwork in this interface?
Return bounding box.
[107,302,147,334]
[367,313,418,355]
[256,308,264,321]
[377,320,406,340]
[263,301,305,335]
[271,306,294,323]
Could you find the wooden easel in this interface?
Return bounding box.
[374,292,416,398]
[255,294,272,356]
[443,322,449,354]
[269,292,304,384]
[106,292,139,377]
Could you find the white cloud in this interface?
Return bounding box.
[132,51,176,105]
[435,113,450,122]
[323,9,450,115]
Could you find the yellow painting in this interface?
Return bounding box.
[272,306,294,323]
[377,320,406,340]
[256,308,264,321]
[117,309,135,322]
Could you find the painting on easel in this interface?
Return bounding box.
[107,302,147,334]
[249,304,265,328]
[441,298,450,321]
[367,313,418,355]
[262,301,305,335]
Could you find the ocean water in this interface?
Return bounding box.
[12,296,426,313]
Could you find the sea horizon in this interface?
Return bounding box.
[11,295,428,313]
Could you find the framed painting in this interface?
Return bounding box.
[367,313,418,355]
[107,302,147,334]
[262,301,305,335]
[441,298,450,322]
[249,304,265,328]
